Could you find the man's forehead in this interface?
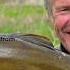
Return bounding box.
[53,0,70,7]
[54,0,69,2]
[53,0,70,4]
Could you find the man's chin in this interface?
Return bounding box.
[62,41,70,54]
[58,33,70,53]
[57,31,70,53]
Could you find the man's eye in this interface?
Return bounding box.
[60,8,70,11]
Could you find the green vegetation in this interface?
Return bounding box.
[0,5,59,47]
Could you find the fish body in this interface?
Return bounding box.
[0,34,69,70]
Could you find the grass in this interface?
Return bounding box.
[0,5,59,47]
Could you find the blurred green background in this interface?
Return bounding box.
[0,1,59,47]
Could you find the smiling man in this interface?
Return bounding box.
[45,0,70,54]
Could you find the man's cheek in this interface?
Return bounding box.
[54,15,69,30]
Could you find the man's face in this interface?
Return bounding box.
[53,0,70,53]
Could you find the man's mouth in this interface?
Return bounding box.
[66,32,70,34]
[63,31,70,34]
[62,27,70,34]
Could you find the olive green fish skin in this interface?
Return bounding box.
[0,34,69,70]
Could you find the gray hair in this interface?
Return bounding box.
[44,0,53,17]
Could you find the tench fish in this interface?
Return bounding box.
[0,34,69,70]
